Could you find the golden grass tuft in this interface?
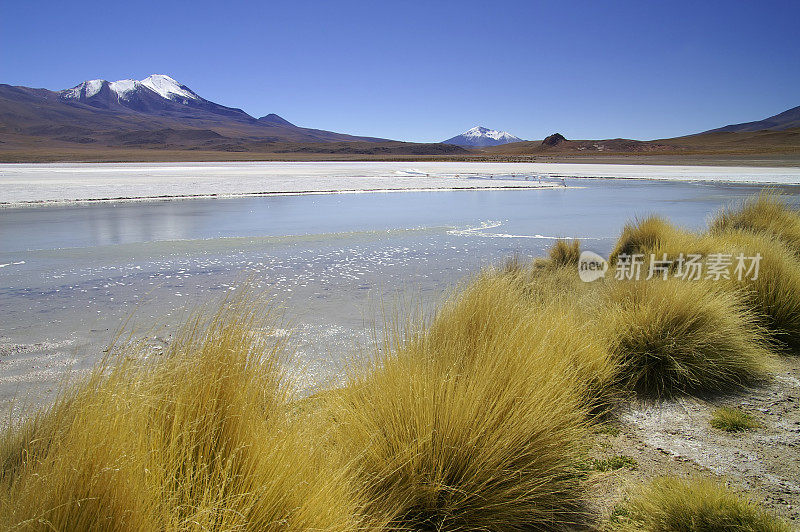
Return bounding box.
[710,407,759,433]
[705,230,800,352]
[609,217,681,263]
[0,295,367,531]
[598,279,774,397]
[1,191,796,530]
[710,191,800,258]
[585,455,638,472]
[331,273,614,530]
[609,216,715,268]
[610,477,792,531]
[549,238,582,268]
[500,255,590,310]
[610,208,800,353]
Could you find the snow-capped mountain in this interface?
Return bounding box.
[0,74,390,148]
[58,74,253,122]
[61,74,202,104]
[442,126,523,147]
[62,75,200,104]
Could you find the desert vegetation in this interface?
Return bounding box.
[709,407,760,433]
[1,192,798,530]
[609,477,791,532]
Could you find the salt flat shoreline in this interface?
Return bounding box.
[0,184,565,209]
[2,161,800,207]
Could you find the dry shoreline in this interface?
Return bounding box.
[588,355,800,526]
[1,149,799,167]
[2,161,800,207]
[0,183,567,209]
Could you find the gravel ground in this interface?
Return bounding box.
[586,356,800,527]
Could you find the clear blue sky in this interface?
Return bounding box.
[1,0,798,142]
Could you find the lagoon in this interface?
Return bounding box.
[1,173,799,415]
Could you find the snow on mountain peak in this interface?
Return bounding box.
[63,79,105,99]
[462,126,520,142]
[108,79,141,97]
[140,74,199,102]
[443,126,523,147]
[61,75,200,103]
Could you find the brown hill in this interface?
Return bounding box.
[482,129,800,157]
[704,105,800,133]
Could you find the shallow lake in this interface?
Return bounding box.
[2,177,799,413]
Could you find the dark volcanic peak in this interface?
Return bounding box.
[705,105,800,133]
[541,133,567,147]
[258,113,295,127]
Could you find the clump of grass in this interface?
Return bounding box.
[332,274,614,530]
[549,238,582,267]
[442,273,619,409]
[599,279,774,397]
[706,230,800,352]
[609,217,681,263]
[516,264,589,308]
[0,295,367,531]
[588,455,638,472]
[710,407,759,432]
[609,216,716,270]
[595,424,621,437]
[710,191,800,258]
[500,253,526,275]
[608,219,800,353]
[611,477,792,531]
[501,239,582,282]
[609,206,800,353]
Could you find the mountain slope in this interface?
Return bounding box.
[0,75,387,149]
[705,105,800,133]
[443,126,523,147]
[258,113,295,126]
[59,75,256,123]
[482,128,800,157]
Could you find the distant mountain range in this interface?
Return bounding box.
[442,126,523,147]
[0,74,797,161]
[0,74,399,150]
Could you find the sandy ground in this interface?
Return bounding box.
[586,356,800,527]
[2,148,799,168]
[2,162,800,206]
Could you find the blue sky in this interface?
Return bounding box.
[1,0,798,142]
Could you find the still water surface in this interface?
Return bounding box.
[1,178,798,412]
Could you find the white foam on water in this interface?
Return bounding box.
[448,220,601,240]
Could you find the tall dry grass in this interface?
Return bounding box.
[549,238,582,268]
[609,217,695,264]
[611,477,792,531]
[607,201,800,353]
[1,191,796,530]
[330,273,615,530]
[598,279,774,397]
[707,230,800,352]
[0,296,368,531]
[710,191,800,258]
